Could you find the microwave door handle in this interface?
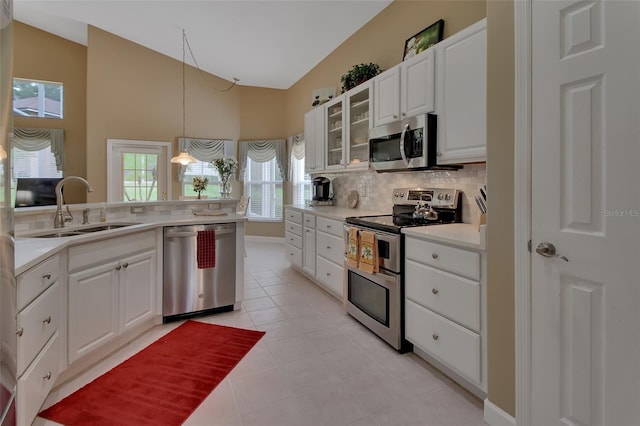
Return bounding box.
[399,124,410,166]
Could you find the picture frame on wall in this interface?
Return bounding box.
[403,19,445,61]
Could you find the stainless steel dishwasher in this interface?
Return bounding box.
[163,223,236,322]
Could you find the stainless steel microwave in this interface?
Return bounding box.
[369,114,458,172]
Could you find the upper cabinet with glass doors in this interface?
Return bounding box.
[323,82,371,171]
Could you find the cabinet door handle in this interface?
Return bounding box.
[16,328,23,337]
[123,262,129,269]
[115,265,122,271]
[326,246,331,250]
[432,333,439,341]
[42,316,52,325]
[326,272,331,277]
[432,288,439,295]
[432,253,439,259]
[42,273,52,280]
[43,372,52,381]
[401,112,407,116]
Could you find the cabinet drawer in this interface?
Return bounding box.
[17,281,61,376]
[69,230,155,272]
[303,213,316,228]
[285,221,303,237]
[17,332,61,426]
[406,299,480,383]
[316,217,342,237]
[406,259,480,332]
[285,245,302,268]
[285,231,302,249]
[405,237,480,280]
[285,209,303,224]
[17,254,60,311]
[316,256,343,297]
[316,232,344,265]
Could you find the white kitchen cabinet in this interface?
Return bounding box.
[285,207,303,268]
[302,213,316,276]
[67,230,157,364]
[404,235,486,393]
[344,82,371,169]
[15,253,65,425]
[373,48,435,126]
[304,106,325,173]
[435,18,487,164]
[315,216,344,298]
[324,96,346,170]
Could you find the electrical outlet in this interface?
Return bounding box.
[208,203,221,210]
[359,183,367,197]
[130,206,146,214]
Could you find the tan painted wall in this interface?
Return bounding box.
[486,0,515,416]
[13,22,87,203]
[238,85,287,237]
[86,26,242,202]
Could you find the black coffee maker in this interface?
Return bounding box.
[312,177,331,201]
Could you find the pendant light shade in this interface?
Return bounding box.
[171,151,197,165]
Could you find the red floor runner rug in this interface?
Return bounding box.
[39,320,265,426]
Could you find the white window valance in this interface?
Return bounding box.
[238,139,288,181]
[177,138,230,181]
[289,133,304,180]
[13,127,64,171]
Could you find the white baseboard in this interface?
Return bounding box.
[484,399,516,426]
[245,235,284,243]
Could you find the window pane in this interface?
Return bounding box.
[291,155,310,205]
[11,146,62,205]
[244,158,283,221]
[182,159,222,198]
[121,152,159,202]
[13,78,63,119]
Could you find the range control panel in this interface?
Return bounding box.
[392,188,460,209]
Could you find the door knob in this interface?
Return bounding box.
[535,242,569,262]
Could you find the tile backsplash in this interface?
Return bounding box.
[318,163,486,224]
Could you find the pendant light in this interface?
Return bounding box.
[171,29,197,166]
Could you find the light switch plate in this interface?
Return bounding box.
[130,206,146,214]
[208,203,221,210]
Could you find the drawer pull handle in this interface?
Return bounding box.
[432,333,439,341]
[326,272,331,276]
[123,262,129,269]
[16,328,23,337]
[432,253,439,259]
[327,225,332,229]
[432,288,439,295]
[43,316,52,325]
[326,246,331,250]
[43,372,52,381]
[42,273,52,280]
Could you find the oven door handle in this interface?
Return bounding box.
[399,123,410,166]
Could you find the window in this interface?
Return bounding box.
[11,128,64,205]
[107,139,171,202]
[290,134,310,205]
[13,78,63,119]
[182,160,223,198]
[244,158,283,221]
[290,156,310,205]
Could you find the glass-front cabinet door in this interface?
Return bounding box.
[345,82,371,169]
[324,96,345,170]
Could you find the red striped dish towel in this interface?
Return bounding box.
[197,230,216,269]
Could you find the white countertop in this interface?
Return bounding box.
[402,223,485,251]
[15,213,248,275]
[285,204,386,221]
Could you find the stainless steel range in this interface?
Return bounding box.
[343,188,462,351]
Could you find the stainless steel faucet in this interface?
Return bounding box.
[54,176,94,228]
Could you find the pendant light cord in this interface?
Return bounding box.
[182,29,239,94]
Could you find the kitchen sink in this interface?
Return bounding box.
[28,222,141,238]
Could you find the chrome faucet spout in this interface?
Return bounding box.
[54,176,95,228]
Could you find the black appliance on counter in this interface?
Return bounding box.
[312,176,331,201]
[343,188,462,352]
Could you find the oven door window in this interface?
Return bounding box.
[348,270,389,326]
[369,135,401,163]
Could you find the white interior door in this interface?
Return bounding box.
[531,1,640,425]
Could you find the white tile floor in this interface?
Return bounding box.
[37,239,484,426]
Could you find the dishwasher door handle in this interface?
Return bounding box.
[166,229,235,238]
